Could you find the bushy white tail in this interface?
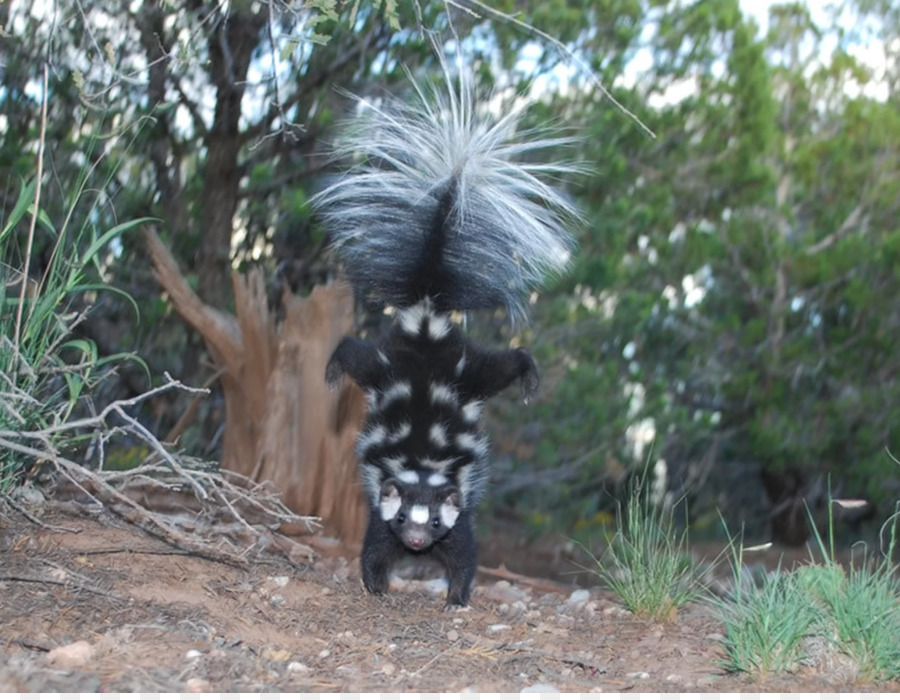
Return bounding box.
[313,66,580,326]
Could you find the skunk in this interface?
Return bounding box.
[315,67,579,608]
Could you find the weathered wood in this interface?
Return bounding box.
[145,227,367,541]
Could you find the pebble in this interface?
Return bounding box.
[46,640,94,668]
[482,580,528,604]
[521,684,560,693]
[568,589,590,605]
[185,649,203,661]
[269,594,285,607]
[487,623,511,634]
[317,649,330,659]
[627,671,649,679]
[665,674,682,683]
[268,575,290,588]
[424,578,448,595]
[184,678,211,692]
[287,662,310,675]
[447,630,460,642]
[381,662,396,676]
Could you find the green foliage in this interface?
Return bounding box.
[0,175,148,492]
[585,475,705,621]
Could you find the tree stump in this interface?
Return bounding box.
[144,228,367,542]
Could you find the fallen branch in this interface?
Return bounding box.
[477,563,570,593]
[0,372,319,568]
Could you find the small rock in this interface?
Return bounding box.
[589,686,605,692]
[498,603,510,614]
[487,623,511,634]
[269,594,285,607]
[184,678,211,692]
[452,618,464,625]
[522,683,560,693]
[381,662,396,676]
[287,662,310,675]
[320,586,332,596]
[185,649,203,661]
[268,575,290,588]
[46,640,94,668]
[512,600,528,612]
[626,671,649,679]
[317,649,331,659]
[482,580,528,604]
[424,578,448,595]
[665,674,682,683]
[568,589,590,605]
[705,632,725,642]
[447,630,460,642]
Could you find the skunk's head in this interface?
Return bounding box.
[379,473,461,551]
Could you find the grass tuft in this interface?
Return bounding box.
[711,536,817,676]
[713,500,900,681]
[586,475,705,621]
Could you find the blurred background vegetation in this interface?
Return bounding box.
[2,0,898,546]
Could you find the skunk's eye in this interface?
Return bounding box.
[397,513,406,524]
[431,517,441,528]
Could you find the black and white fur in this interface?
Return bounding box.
[316,66,578,608]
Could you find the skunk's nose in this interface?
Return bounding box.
[409,537,425,549]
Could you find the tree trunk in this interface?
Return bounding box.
[145,227,368,542]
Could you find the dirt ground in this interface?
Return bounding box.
[1,507,898,693]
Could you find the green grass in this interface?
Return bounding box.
[1,171,150,493]
[799,503,900,681]
[585,476,705,621]
[713,502,900,681]
[711,537,817,676]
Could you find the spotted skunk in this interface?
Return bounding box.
[315,68,579,608]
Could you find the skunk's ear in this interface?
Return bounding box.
[439,486,461,528]
[379,478,402,520]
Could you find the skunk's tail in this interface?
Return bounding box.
[313,69,580,326]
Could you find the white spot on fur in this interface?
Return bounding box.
[440,502,460,528]
[387,423,411,443]
[429,424,448,448]
[427,473,448,487]
[430,383,457,406]
[366,391,379,412]
[357,425,387,454]
[456,433,489,457]
[410,505,430,525]
[455,353,466,376]
[361,463,382,505]
[377,350,390,365]
[456,432,477,451]
[397,470,419,484]
[398,301,428,336]
[379,381,412,409]
[461,400,483,423]
[382,455,406,472]
[427,313,451,340]
[420,456,455,472]
[380,492,402,520]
